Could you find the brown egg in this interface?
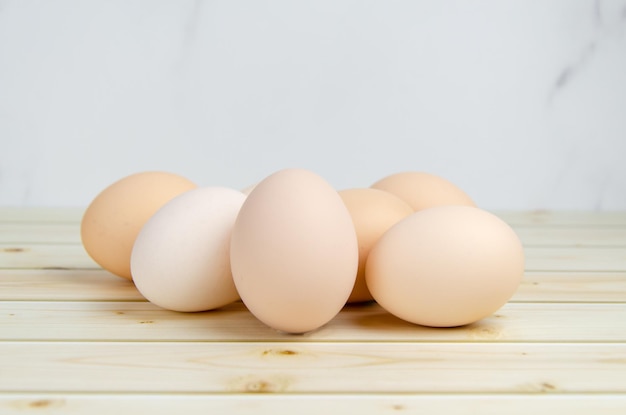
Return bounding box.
[371,171,475,211]
[338,188,413,303]
[230,168,359,334]
[366,206,525,327]
[81,171,197,279]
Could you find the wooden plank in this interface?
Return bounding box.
[515,271,626,302]
[1,208,624,410]
[1,301,625,342]
[2,208,626,226]
[513,226,626,247]
[0,207,84,223]
[0,244,97,269]
[524,247,626,271]
[2,212,626,248]
[2,394,626,415]
[2,222,626,247]
[495,211,626,226]
[1,342,625,393]
[0,269,143,301]
[2,244,625,272]
[0,223,81,244]
[1,270,624,303]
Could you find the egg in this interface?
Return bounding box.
[130,187,245,312]
[230,168,359,334]
[240,183,257,195]
[371,171,475,211]
[80,171,197,279]
[338,188,413,303]
[366,205,524,327]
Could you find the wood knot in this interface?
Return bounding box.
[229,375,290,393]
[9,398,65,410]
[262,348,298,356]
[26,398,64,409]
[469,324,502,340]
[29,400,53,408]
[245,380,275,393]
[2,247,26,253]
[518,381,558,393]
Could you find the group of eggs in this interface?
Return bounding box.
[80,169,524,334]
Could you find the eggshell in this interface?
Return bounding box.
[80,171,197,279]
[366,205,524,327]
[230,168,359,333]
[371,171,475,211]
[130,187,245,312]
[240,183,257,195]
[338,188,413,303]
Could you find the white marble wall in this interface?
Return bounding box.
[1,0,625,209]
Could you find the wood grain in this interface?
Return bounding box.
[0,243,97,269]
[1,301,625,342]
[3,222,626,247]
[3,207,626,226]
[3,244,626,271]
[2,269,625,302]
[0,223,81,244]
[0,207,84,223]
[2,394,625,415]
[1,209,625,413]
[0,269,143,301]
[515,271,626,302]
[2,342,625,393]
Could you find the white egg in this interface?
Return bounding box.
[131,187,246,312]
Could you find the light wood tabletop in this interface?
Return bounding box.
[1,208,625,414]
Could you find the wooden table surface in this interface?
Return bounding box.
[1,208,625,414]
